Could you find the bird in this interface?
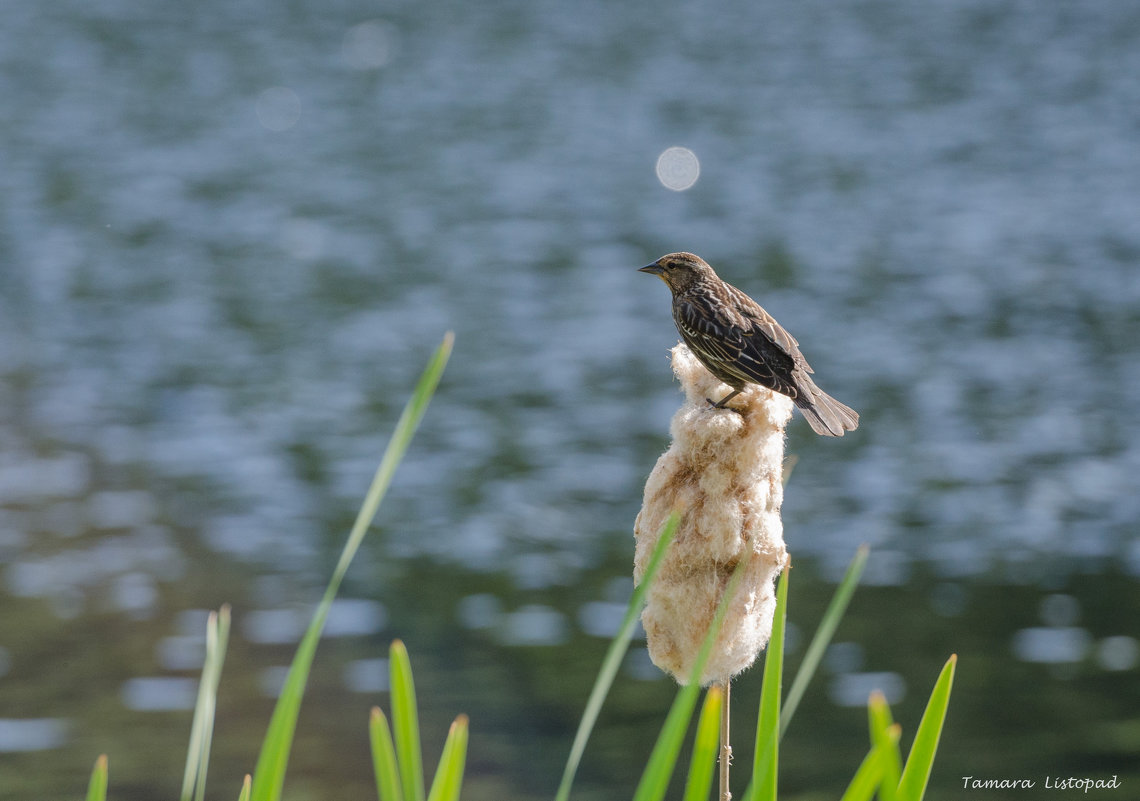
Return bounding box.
[639,251,859,437]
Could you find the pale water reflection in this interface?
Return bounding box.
[829,671,907,708]
[1012,627,1091,665]
[0,719,69,754]
[120,678,197,712]
[1096,637,1140,672]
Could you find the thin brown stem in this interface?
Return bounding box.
[719,679,732,801]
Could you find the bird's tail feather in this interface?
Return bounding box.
[795,384,859,437]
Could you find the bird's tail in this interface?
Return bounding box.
[795,382,860,437]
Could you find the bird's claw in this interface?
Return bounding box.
[705,398,742,415]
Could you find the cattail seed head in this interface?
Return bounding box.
[634,343,792,686]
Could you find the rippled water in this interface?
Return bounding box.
[2,1,1138,798]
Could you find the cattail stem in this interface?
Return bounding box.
[719,680,732,801]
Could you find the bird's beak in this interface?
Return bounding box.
[639,263,664,276]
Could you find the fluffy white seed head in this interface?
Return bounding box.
[634,343,793,686]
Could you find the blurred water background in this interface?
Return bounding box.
[2,0,1139,798]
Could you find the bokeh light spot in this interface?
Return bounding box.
[256,87,302,132]
[343,20,398,70]
[655,146,700,191]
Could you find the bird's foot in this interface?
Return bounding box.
[705,398,743,415]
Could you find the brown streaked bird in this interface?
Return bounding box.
[639,251,859,437]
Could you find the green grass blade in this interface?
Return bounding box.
[632,554,752,801]
[85,755,108,801]
[745,566,789,801]
[333,332,454,584]
[681,686,723,801]
[370,707,404,801]
[237,775,252,801]
[181,605,231,801]
[196,606,231,801]
[248,607,325,801]
[897,655,957,801]
[425,715,469,801]
[180,634,207,799]
[780,545,867,737]
[868,693,902,801]
[390,640,426,801]
[250,334,453,801]
[838,748,883,801]
[781,454,798,486]
[633,687,702,801]
[553,512,680,801]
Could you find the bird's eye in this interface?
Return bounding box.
[664,262,675,270]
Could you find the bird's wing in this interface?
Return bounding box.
[726,285,813,374]
[676,295,802,398]
[675,297,741,363]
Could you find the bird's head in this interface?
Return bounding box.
[638,252,715,293]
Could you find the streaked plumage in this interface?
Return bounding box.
[639,252,859,437]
